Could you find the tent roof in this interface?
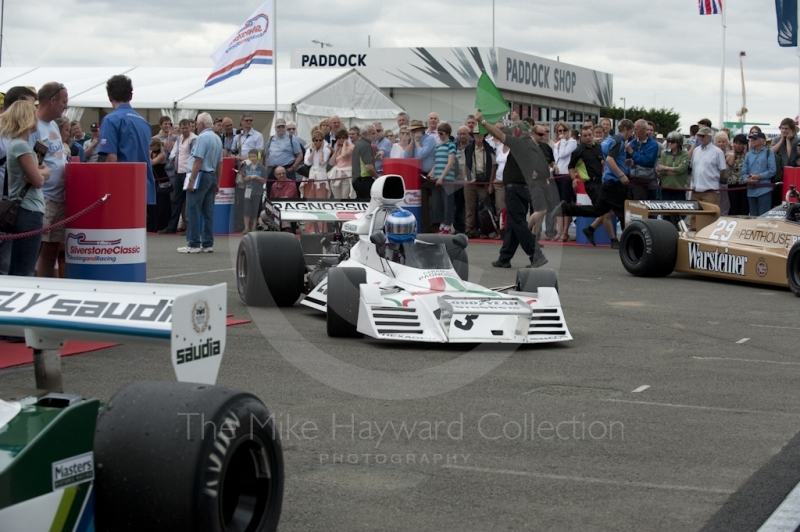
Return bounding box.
[69,68,209,109]
[176,67,349,111]
[0,66,136,99]
[0,67,403,119]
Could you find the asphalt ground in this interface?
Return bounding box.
[2,233,800,531]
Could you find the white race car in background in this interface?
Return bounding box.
[237,175,571,344]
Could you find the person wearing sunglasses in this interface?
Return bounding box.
[266,118,303,195]
[372,122,391,175]
[476,112,549,269]
[233,113,264,165]
[388,127,408,159]
[32,81,69,278]
[302,132,332,232]
[285,121,307,153]
[553,121,577,241]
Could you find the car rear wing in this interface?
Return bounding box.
[262,199,369,224]
[625,199,720,230]
[0,278,226,389]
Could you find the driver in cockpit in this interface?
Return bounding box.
[381,208,417,264]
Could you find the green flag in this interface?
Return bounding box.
[475,71,510,134]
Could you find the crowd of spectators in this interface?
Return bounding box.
[2,78,799,276]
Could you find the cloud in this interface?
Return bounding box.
[3,0,797,129]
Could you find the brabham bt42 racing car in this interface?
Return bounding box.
[617,191,800,297]
[237,175,572,343]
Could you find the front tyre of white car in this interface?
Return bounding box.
[237,232,305,307]
[516,268,559,293]
[327,267,366,337]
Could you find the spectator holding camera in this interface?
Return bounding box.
[1,100,50,276]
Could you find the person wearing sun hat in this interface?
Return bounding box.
[403,119,438,231]
[688,125,727,227]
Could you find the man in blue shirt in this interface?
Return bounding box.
[98,75,156,207]
[626,119,660,200]
[558,119,635,247]
[372,122,392,175]
[741,131,777,216]
[33,82,69,278]
[266,118,303,195]
[178,113,223,253]
[404,119,437,231]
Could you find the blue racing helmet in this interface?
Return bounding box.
[384,209,417,243]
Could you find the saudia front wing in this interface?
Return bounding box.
[0,278,227,385]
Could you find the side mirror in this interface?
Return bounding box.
[453,234,468,249]
[370,232,387,246]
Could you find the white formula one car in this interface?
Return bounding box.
[237,175,571,344]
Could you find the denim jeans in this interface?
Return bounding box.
[186,172,217,248]
[0,236,11,275]
[166,174,187,232]
[431,183,456,225]
[9,207,44,276]
[748,193,772,217]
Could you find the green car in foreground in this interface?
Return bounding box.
[0,278,284,532]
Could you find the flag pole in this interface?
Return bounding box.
[273,0,278,132]
[718,1,726,129]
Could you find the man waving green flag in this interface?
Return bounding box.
[475,71,510,134]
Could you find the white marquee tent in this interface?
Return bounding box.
[0,66,404,136]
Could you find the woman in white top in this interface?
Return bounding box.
[303,131,331,232]
[389,126,411,159]
[491,140,509,229]
[553,121,577,241]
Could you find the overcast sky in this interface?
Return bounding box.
[3,0,798,131]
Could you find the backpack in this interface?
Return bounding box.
[478,197,499,236]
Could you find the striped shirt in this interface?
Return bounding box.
[433,141,456,181]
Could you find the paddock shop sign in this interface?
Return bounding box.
[291,47,613,107]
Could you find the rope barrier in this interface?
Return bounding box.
[0,194,110,242]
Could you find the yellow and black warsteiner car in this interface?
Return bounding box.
[618,197,800,297]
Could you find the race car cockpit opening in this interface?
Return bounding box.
[401,241,452,269]
[376,240,453,269]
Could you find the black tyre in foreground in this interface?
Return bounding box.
[95,382,284,532]
[787,242,800,297]
[619,219,679,277]
[516,268,559,293]
[415,234,470,281]
[237,232,305,307]
[327,267,366,337]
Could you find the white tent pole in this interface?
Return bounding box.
[718,1,726,129]
[273,0,278,129]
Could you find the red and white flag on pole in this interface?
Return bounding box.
[205,1,274,87]
[699,0,723,15]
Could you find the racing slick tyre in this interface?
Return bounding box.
[619,219,678,277]
[94,381,284,532]
[415,234,470,281]
[327,267,366,338]
[237,232,304,307]
[788,242,800,297]
[516,268,559,293]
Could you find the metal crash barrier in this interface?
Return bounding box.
[0,278,227,391]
